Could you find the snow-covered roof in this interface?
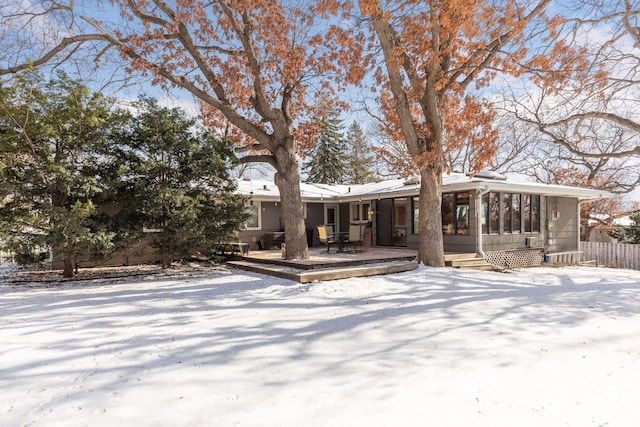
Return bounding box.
[236,172,609,203]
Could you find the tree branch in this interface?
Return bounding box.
[238,154,277,168]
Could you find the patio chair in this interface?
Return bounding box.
[348,224,365,252]
[317,225,338,253]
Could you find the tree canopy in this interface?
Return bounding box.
[0,71,117,277]
[109,97,249,268]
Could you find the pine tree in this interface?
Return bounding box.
[110,97,249,268]
[0,71,116,277]
[345,121,377,184]
[303,111,349,184]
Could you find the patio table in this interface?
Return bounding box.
[337,232,350,253]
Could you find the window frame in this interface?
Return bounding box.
[349,202,371,223]
[441,192,470,235]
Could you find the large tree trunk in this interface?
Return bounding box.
[273,146,309,261]
[418,168,445,267]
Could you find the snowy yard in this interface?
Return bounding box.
[2,264,640,426]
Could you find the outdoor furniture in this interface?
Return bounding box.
[264,231,285,249]
[317,225,338,253]
[347,224,365,252]
[214,241,250,257]
[336,231,349,253]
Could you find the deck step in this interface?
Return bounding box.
[457,263,495,271]
[228,259,418,283]
[445,256,494,271]
[444,252,479,261]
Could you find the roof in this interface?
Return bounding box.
[236,172,609,203]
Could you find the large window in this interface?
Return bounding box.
[502,193,522,233]
[524,194,540,232]
[483,192,538,235]
[441,192,469,235]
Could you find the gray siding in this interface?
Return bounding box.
[239,201,329,249]
[239,201,282,250]
[546,196,579,252]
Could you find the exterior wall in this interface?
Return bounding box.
[237,189,583,256]
[238,201,281,250]
[53,236,160,269]
[479,195,580,253]
[238,201,328,249]
[546,196,579,252]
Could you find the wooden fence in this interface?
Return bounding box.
[580,241,640,270]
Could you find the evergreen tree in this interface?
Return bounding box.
[111,97,248,268]
[609,212,640,244]
[345,121,377,184]
[0,71,116,277]
[303,111,349,184]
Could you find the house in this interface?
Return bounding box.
[237,171,609,268]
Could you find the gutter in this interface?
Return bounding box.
[476,186,490,258]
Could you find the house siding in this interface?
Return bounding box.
[546,196,579,252]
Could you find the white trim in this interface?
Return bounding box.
[325,204,339,233]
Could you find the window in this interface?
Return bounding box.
[455,192,470,235]
[512,194,521,233]
[350,202,371,223]
[441,192,469,235]
[502,193,512,233]
[246,201,260,230]
[523,194,540,233]
[442,193,455,234]
[351,204,360,221]
[502,193,522,233]
[483,192,538,235]
[362,203,370,221]
[412,197,419,234]
[489,192,500,234]
[531,195,540,232]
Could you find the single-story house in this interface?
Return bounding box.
[237,170,609,268]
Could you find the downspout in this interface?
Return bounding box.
[476,187,490,258]
[577,199,588,252]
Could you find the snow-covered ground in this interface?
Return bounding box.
[2,263,640,426]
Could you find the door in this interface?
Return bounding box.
[393,198,408,246]
[325,204,339,238]
[376,199,393,246]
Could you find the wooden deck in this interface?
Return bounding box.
[228,247,418,283]
[227,247,493,283]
